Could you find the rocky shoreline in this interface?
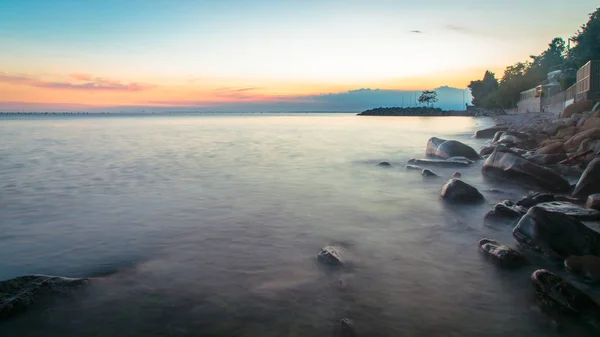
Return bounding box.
[358,106,506,117]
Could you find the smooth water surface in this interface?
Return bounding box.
[1,114,597,336]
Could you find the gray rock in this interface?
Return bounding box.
[407,158,471,167]
[516,192,556,208]
[452,172,461,178]
[531,269,600,317]
[573,157,600,198]
[440,179,484,203]
[339,318,356,337]
[317,246,342,266]
[565,255,600,281]
[524,153,568,165]
[513,207,600,258]
[0,275,88,320]
[586,194,600,210]
[446,156,474,164]
[535,201,600,221]
[485,200,527,220]
[421,169,438,177]
[474,126,508,139]
[405,164,424,171]
[478,238,526,267]
[492,131,505,143]
[376,161,393,167]
[425,137,480,160]
[480,145,496,156]
[482,145,570,192]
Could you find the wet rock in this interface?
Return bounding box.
[535,201,600,221]
[556,126,577,138]
[478,238,526,267]
[421,169,438,177]
[565,255,600,281]
[425,137,480,160]
[580,117,600,131]
[446,156,474,164]
[531,269,600,317]
[537,143,565,155]
[573,157,600,198]
[586,194,600,210]
[516,192,556,208]
[485,200,527,220]
[474,126,508,139]
[405,164,423,171]
[525,153,568,165]
[317,246,343,266]
[452,172,461,178]
[339,318,356,337]
[482,146,570,192]
[407,158,471,167]
[492,131,505,143]
[440,179,484,203]
[479,145,496,156]
[376,161,393,167]
[0,275,88,320]
[513,207,600,258]
[564,128,600,152]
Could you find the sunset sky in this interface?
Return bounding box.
[0,0,597,111]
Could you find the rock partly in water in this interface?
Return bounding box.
[425,137,481,160]
[478,238,526,267]
[479,145,496,156]
[440,179,484,203]
[421,169,438,177]
[573,157,600,199]
[516,192,556,208]
[531,269,600,318]
[475,127,508,139]
[482,146,570,192]
[0,275,88,320]
[513,207,600,258]
[317,246,343,266]
[407,158,471,167]
[492,131,505,143]
[535,201,600,221]
[405,164,423,171]
[339,318,356,337]
[452,172,461,178]
[565,255,600,281]
[586,194,600,210]
[485,200,527,220]
[375,161,393,168]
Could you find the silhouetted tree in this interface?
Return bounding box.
[468,71,499,107]
[568,7,600,69]
[418,90,438,107]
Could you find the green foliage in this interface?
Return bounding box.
[417,90,438,107]
[468,7,600,109]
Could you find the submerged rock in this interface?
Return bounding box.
[0,275,88,320]
[513,207,600,258]
[484,200,527,220]
[421,169,438,177]
[535,201,600,221]
[375,161,393,167]
[407,158,471,167]
[478,239,526,267]
[317,246,343,266]
[573,157,600,198]
[339,318,356,337]
[405,164,423,171]
[425,137,480,160]
[565,255,600,281]
[452,172,461,178]
[482,146,570,192]
[531,269,600,317]
[440,179,484,203]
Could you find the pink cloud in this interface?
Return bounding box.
[0,72,154,92]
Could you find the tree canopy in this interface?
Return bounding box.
[418,90,438,107]
[468,7,599,109]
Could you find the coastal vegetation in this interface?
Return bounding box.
[469,7,600,109]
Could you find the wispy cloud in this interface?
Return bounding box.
[0,72,154,92]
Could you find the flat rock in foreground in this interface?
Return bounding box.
[0,275,88,320]
[482,145,570,192]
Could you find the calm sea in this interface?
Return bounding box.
[0,113,597,336]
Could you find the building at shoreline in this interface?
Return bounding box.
[517,60,600,114]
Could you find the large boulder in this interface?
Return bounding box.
[525,153,568,165]
[478,238,526,267]
[440,179,484,203]
[513,207,600,258]
[535,201,600,221]
[564,128,600,151]
[426,137,480,160]
[531,269,600,317]
[573,157,600,198]
[474,126,508,139]
[407,158,471,167]
[565,255,600,281]
[482,146,570,192]
[317,246,343,266]
[0,275,88,320]
[562,100,594,118]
